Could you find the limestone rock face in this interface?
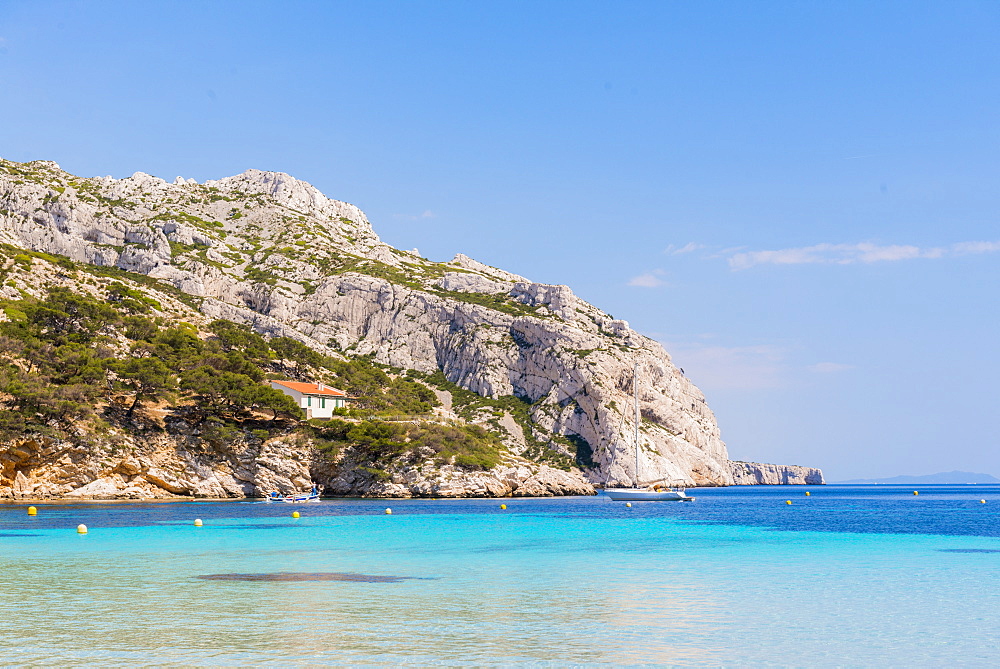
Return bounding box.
[729,461,825,485]
[437,271,512,295]
[324,457,594,498]
[0,158,823,491]
[0,429,319,500]
[65,476,152,500]
[0,430,593,500]
[204,169,374,243]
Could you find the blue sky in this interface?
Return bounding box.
[2,1,998,479]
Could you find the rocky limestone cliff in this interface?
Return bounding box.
[0,424,594,500]
[0,158,822,495]
[729,461,825,485]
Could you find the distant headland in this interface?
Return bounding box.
[834,471,999,485]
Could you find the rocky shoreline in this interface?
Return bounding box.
[0,431,598,500]
[0,430,821,500]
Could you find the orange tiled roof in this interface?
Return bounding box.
[272,380,347,396]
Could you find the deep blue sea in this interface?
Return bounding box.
[2,485,999,665]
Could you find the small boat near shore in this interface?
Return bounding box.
[604,361,694,502]
[265,486,320,503]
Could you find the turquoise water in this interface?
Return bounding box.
[2,486,999,665]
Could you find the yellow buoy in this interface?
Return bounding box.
[913,491,919,496]
[625,502,632,508]
[785,500,792,505]
[292,511,300,519]
[27,506,37,516]
[194,518,203,526]
[77,524,88,534]
[500,504,507,510]
[805,491,811,496]
[385,508,392,515]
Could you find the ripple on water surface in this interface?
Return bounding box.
[195,572,425,582]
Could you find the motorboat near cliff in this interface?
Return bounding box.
[265,486,320,503]
[604,362,694,502]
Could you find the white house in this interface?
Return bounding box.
[270,380,348,419]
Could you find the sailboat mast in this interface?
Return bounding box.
[633,360,640,488]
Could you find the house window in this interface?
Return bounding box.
[307,397,312,407]
[321,398,326,409]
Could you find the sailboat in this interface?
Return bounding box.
[604,362,694,502]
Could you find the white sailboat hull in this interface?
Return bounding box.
[604,488,693,501]
[604,361,695,503]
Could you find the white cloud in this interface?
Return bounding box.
[664,341,861,390]
[657,341,854,391]
[951,240,1000,255]
[627,269,667,288]
[712,245,747,258]
[393,210,436,221]
[807,362,853,374]
[728,240,1000,270]
[665,342,791,390]
[665,242,704,255]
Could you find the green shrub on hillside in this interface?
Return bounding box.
[0,282,442,443]
[311,419,501,471]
